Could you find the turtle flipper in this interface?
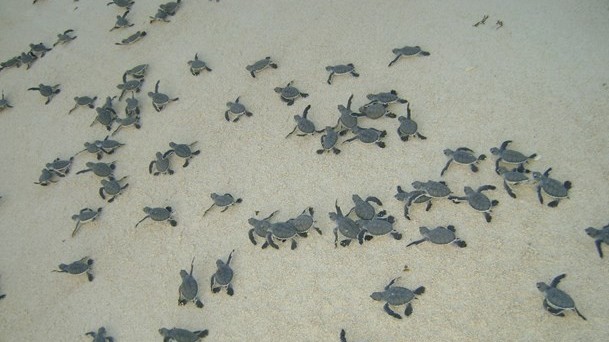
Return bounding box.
[404,303,413,316]
[440,160,452,176]
[503,180,516,198]
[594,239,604,258]
[384,303,401,319]
[388,55,401,67]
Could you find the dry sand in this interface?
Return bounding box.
[1,0,609,341]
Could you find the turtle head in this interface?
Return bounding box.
[490,147,500,155]
[585,227,600,238]
[531,172,542,180]
[443,149,454,156]
[216,259,225,268]
[169,142,177,148]
[411,181,423,189]
[328,212,338,221]
[159,328,169,336]
[71,214,79,220]
[536,282,549,292]
[143,207,152,214]
[419,226,430,235]
[325,66,333,72]
[58,263,68,271]
[370,291,385,301]
[179,270,188,279]
[464,186,474,195]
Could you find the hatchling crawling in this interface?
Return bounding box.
[125,64,148,79]
[117,72,144,100]
[335,94,360,131]
[85,327,114,342]
[115,30,147,45]
[76,161,116,178]
[348,194,384,220]
[411,180,452,202]
[203,193,242,216]
[263,221,300,250]
[532,168,571,207]
[96,135,125,155]
[71,207,102,237]
[248,210,278,245]
[99,176,129,203]
[0,56,21,72]
[148,80,179,112]
[449,185,498,223]
[397,102,426,141]
[394,186,432,220]
[150,9,171,23]
[149,152,174,175]
[357,215,402,244]
[286,105,317,137]
[112,113,141,136]
[316,126,341,155]
[407,225,466,248]
[211,250,235,295]
[34,168,58,186]
[46,157,73,177]
[441,147,486,176]
[78,141,105,160]
[188,53,212,76]
[326,63,359,85]
[53,29,77,47]
[28,84,60,105]
[330,201,367,247]
[288,207,322,236]
[159,327,208,341]
[29,43,52,58]
[497,166,530,198]
[388,46,430,67]
[135,206,177,227]
[178,258,204,308]
[246,56,277,78]
[491,140,538,174]
[111,10,134,31]
[124,94,140,116]
[537,274,586,320]
[19,52,37,69]
[274,81,308,106]
[585,224,609,258]
[160,0,182,16]
[53,257,94,281]
[343,126,387,148]
[371,277,425,319]
[358,102,395,120]
[225,97,253,122]
[366,90,407,105]
[166,141,200,167]
[107,0,133,9]
[92,105,117,131]
[0,91,13,111]
[69,96,97,114]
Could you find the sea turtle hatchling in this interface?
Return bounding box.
[246,56,277,78]
[28,84,61,105]
[330,200,368,248]
[0,56,21,72]
[334,94,360,132]
[34,168,58,186]
[125,64,148,79]
[274,81,309,106]
[99,176,129,203]
[117,72,144,100]
[85,327,114,342]
[53,257,94,282]
[532,168,572,208]
[19,52,37,69]
[124,94,140,116]
[29,43,52,58]
[394,186,432,220]
[115,30,147,45]
[263,221,301,250]
[348,194,384,220]
[107,0,133,9]
[357,215,402,244]
[343,126,387,148]
[69,96,97,114]
[287,207,322,236]
[491,140,538,174]
[366,90,408,105]
[441,147,486,176]
[178,257,204,308]
[135,206,177,227]
[46,157,73,177]
[78,141,105,160]
[497,166,530,198]
[211,250,235,295]
[158,327,209,342]
[166,141,200,167]
[96,135,125,155]
[407,225,466,248]
[53,29,77,47]
[203,193,242,216]
[316,126,341,155]
[148,80,179,112]
[111,10,134,31]
[111,114,141,136]
[248,210,278,245]
[585,224,609,258]
[411,180,452,205]
[388,46,431,67]
[449,185,499,223]
[150,9,171,23]
[536,274,586,320]
[92,105,117,131]
[225,97,253,122]
[357,102,395,120]
[71,207,102,237]
[371,277,425,319]
[397,102,426,141]
[159,0,182,16]
[325,63,359,85]
[149,152,174,176]
[286,105,317,137]
[76,161,116,178]
[188,53,212,76]
[0,91,13,111]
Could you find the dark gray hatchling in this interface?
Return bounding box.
[203,193,242,216]
[330,200,367,247]
[111,10,134,31]
[343,126,387,148]
[366,90,408,105]
[326,63,359,85]
[178,258,204,308]
[497,165,530,198]
[29,43,52,58]
[188,53,212,76]
[397,102,426,141]
[0,56,21,72]
[286,105,317,137]
[449,185,498,223]
[125,64,148,79]
[388,45,431,67]
[96,135,125,155]
[124,94,140,116]
[246,56,277,78]
[112,113,141,136]
[71,207,102,237]
[150,9,171,23]
[287,207,322,236]
[115,30,147,45]
[340,329,347,342]
[166,141,200,167]
[135,206,177,227]
[537,274,586,320]
[53,29,77,47]
[69,96,97,114]
[99,176,129,203]
[411,180,452,204]
[407,225,466,248]
[348,194,384,220]
[357,215,402,244]
[335,94,360,132]
[357,102,395,119]
[148,80,179,112]
[117,72,144,101]
[274,81,308,106]
[19,52,37,69]
[85,327,114,342]
[34,168,58,186]
[532,168,571,208]
[28,84,60,105]
[585,224,609,258]
[149,152,174,176]
[211,250,235,295]
[92,105,117,131]
[225,97,253,122]
[46,157,73,177]
[160,0,182,16]
[248,210,278,245]
[441,147,486,176]
[491,140,538,174]
[263,221,300,250]
[371,277,425,319]
[78,141,105,160]
[159,327,209,342]
[53,257,94,282]
[76,161,116,178]
[0,91,13,111]
[394,186,432,220]
[107,0,133,9]
[317,126,341,155]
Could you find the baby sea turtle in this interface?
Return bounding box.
[160,0,182,15]
[585,224,609,258]
[34,168,58,186]
[166,141,200,167]
[178,257,204,308]
[111,114,141,136]
[411,180,452,203]
[188,53,212,76]
[263,221,300,250]
[96,135,125,155]
[135,206,177,227]
[76,161,116,178]
[357,102,395,120]
[107,0,133,9]
[115,30,147,45]
[124,94,140,116]
[536,274,586,320]
[211,250,235,295]
[343,126,387,148]
[53,257,94,282]
[397,103,426,141]
[111,10,134,31]
[449,185,498,223]
[246,56,277,78]
[117,72,144,101]
[69,96,97,114]
[287,207,322,236]
[441,147,486,176]
[348,194,384,220]
[394,186,432,220]
[78,141,105,160]
[330,200,367,247]
[92,106,117,131]
[158,328,208,342]
[497,166,530,198]
[388,46,431,67]
[19,52,37,69]
[357,215,402,244]
[335,94,360,131]
[85,327,114,342]
[371,277,425,319]
[286,105,316,137]
[149,152,174,175]
[71,207,102,237]
[125,64,148,79]
[366,90,407,105]
[53,29,77,47]
[150,9,171,23]
[46,157,73,177]
[29,43,52,58]
[274,81,309,106]
[326,63,359,85]
[0,91,13,111]
[407,225,466,248]
[148,80,179,112]
[316,126,341,155]
[225,97,253,122]
[203,193,242,216]
[532,168,571,207]
[99,176,129,203]
[0,56,21,72]
[248,210,278,245]
[28,84,61,105]
[490,140,538,174]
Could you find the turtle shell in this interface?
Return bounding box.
[190,59,207,70]
[150,92,169,105]
[368,92,397,104]
[545,287,576,309]
[248,58,271,71]
[211,194,234,207]
[396,46,422,56]
[360,103,387,119]
[179,272,199,301]
[281,86,301,99]
[356,129,381,143]
[62,259,91,274]
[467,191,492,211]
[382,286,415,306]
[229,102,246,114]
[76,96,94,105]
[422,227,455,244]
[78,209,99,222]
[414,181,451,198]
[289,214,314,233]
[102,179,121,195]
[214,262,233,286]
[149,207,171,221]
[541,177,569,198]
[296,117,316,134]
[452,150,478,164]
[398,117,418,136]
[500,149,530,163]
[358,218,393,236]
[503,170,529,183]
[332,64,353,74]
[321,129,338,149]
[270,222,297,239]
[336,217,360,239]
[172,144,193,158]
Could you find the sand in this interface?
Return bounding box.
[1,0,609,341]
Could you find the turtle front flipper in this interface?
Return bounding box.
[594,239,604,258]
[248,229,258,245]
[406,238,426,247]
[266,232,279,249]
[384,303,402,319]
[388,55,401,67]
[574,308,587,320]
[327,72,334,85]
[503,180,517,198]
[440,159,452,176]
[543,299,564,316]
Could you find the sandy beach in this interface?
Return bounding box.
[1,0,609,341]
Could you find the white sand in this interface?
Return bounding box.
[1,0,609,340]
